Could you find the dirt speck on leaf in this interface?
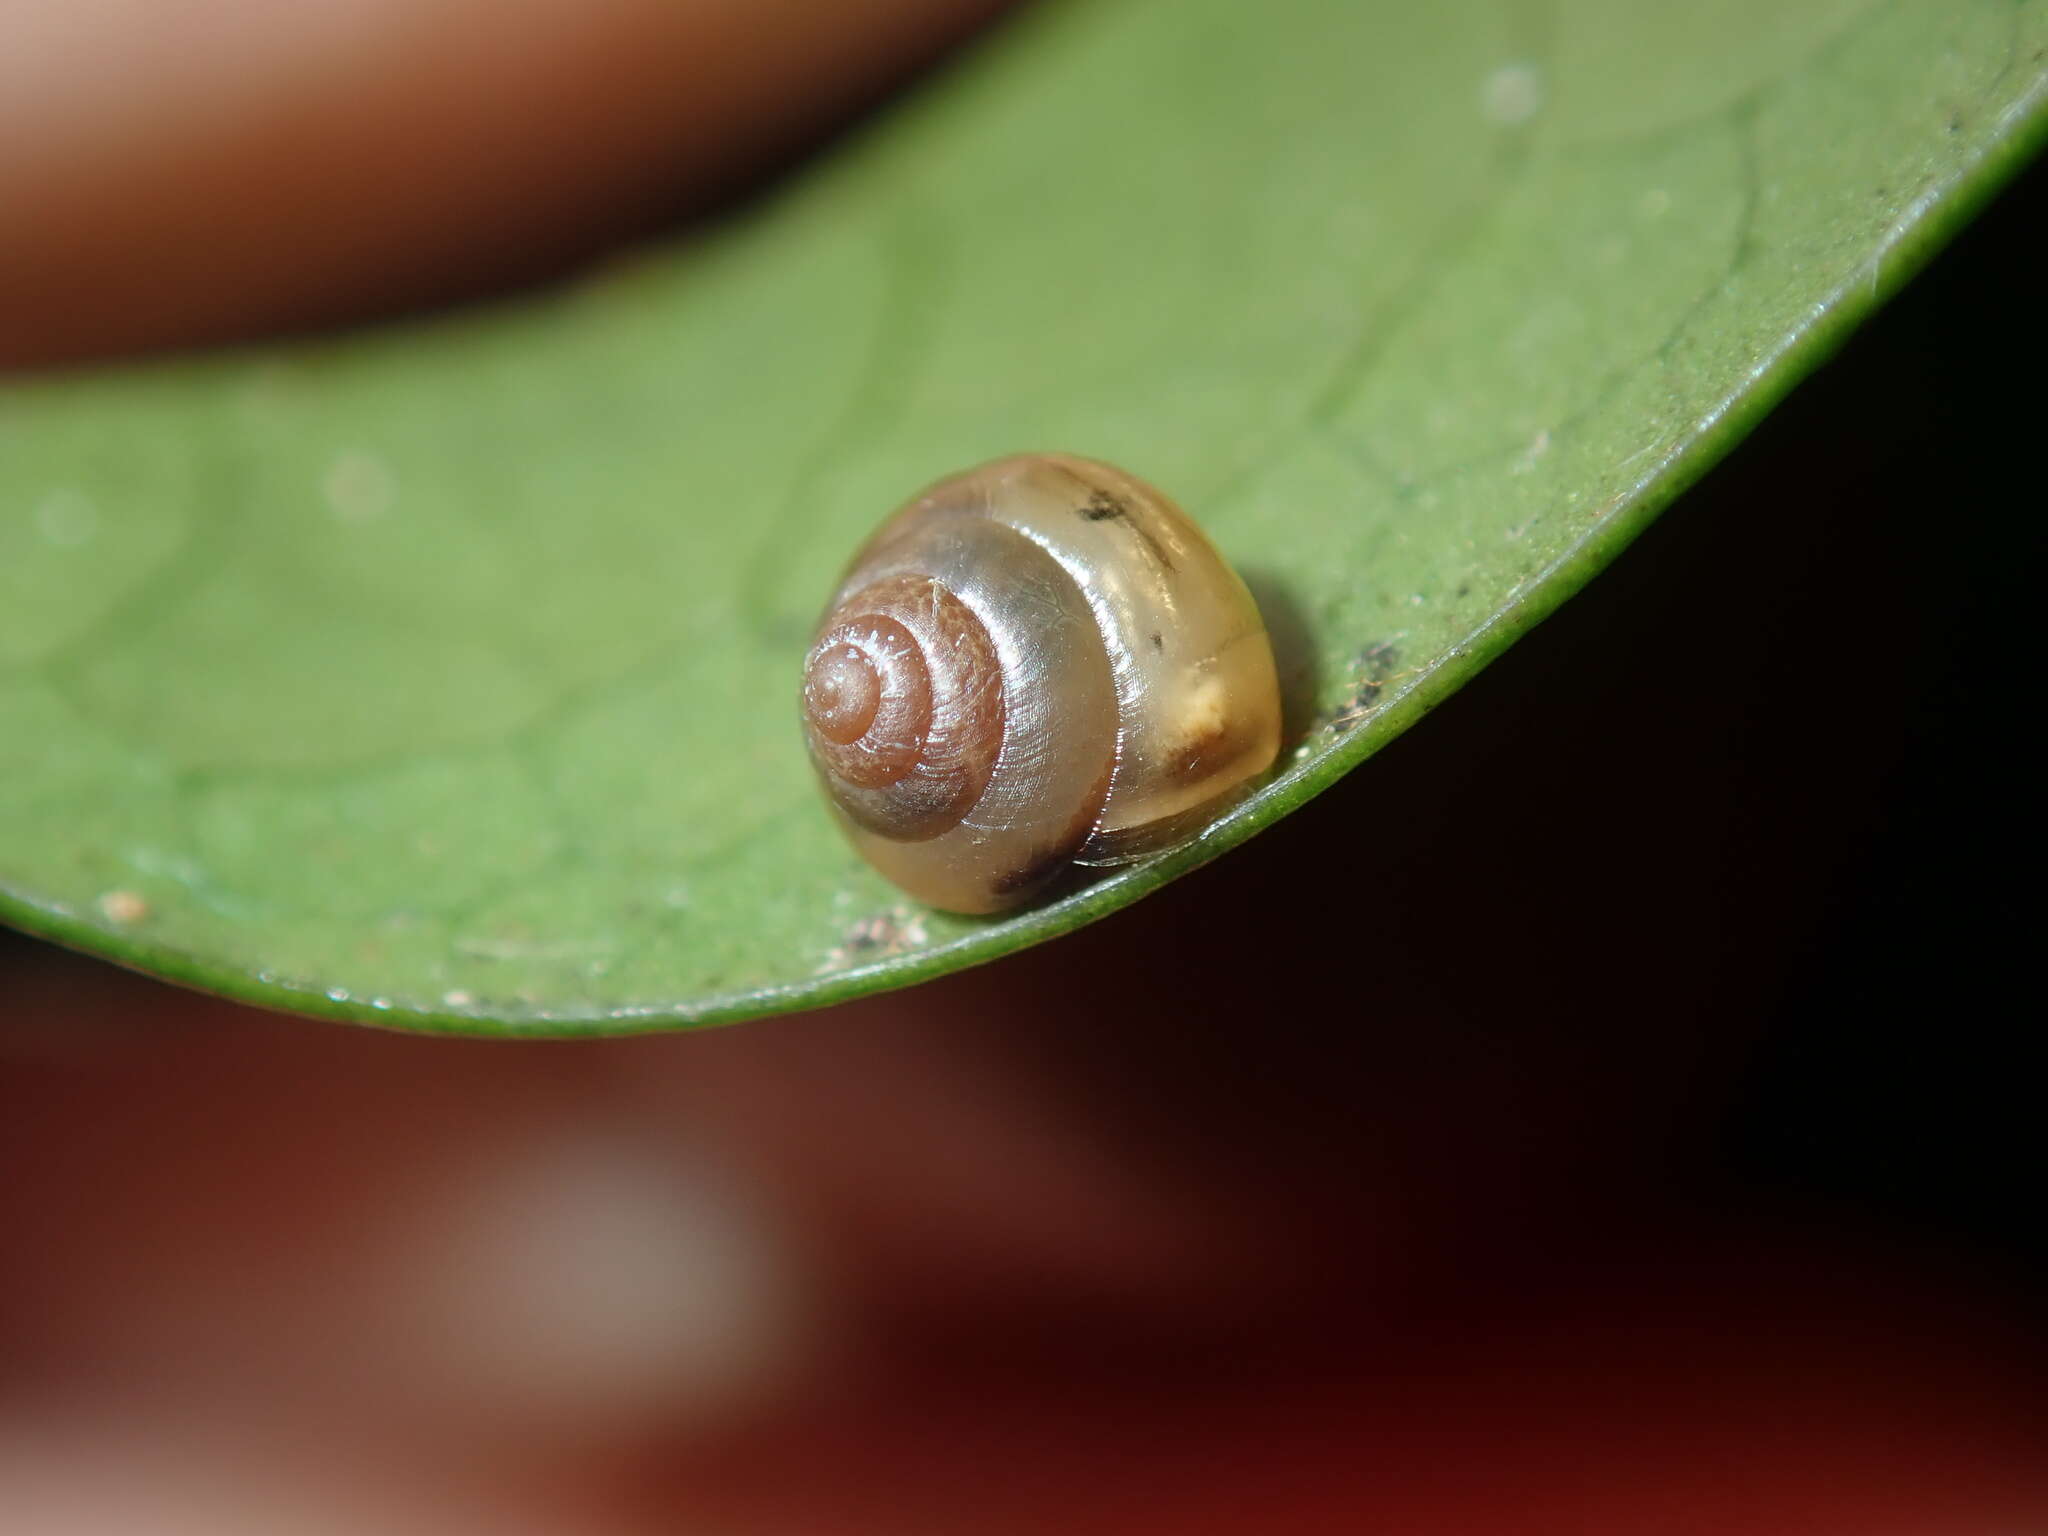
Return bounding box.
[817,905,929,973]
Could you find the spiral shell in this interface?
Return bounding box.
[802,453,1281,914]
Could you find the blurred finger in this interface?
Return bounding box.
[0,0,1012,365]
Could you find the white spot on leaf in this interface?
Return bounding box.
[324,451,397,523]
[35,489,98,548]
[1480,62,1544,126]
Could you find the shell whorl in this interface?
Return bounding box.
[801,574,1004,841]
[802,454,1281,915]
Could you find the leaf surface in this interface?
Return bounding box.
[2,0,2042,1032]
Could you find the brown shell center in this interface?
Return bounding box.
[802,613,931,790]
[802,575,1004,840]
[804,642,881,745]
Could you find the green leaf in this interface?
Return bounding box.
[2,0,2042,1034]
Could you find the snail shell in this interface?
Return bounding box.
[801,453,1281,914]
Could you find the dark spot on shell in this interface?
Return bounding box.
[1080,492,1124,522]
[1053,467,1175,572]
[1150,632,1164,650]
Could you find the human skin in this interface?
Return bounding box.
[0,0,1013,366]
